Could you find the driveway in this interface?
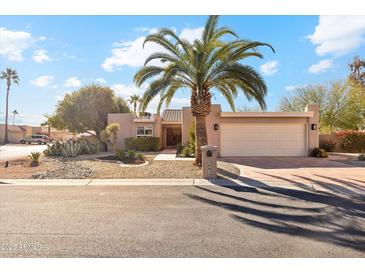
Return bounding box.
[0,144,48,161]
[222,155,365,197]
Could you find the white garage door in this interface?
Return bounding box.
[221,123,307,156]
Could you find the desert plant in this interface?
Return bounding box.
[127,150,136,161]
[28,152,41,167]
[43,141,63,156]
[359,154,365,161]
[312,147,328,158]
[115,148,126,160]
[125,137,160,151]
[337,131,365,152]
[136,152,144,161]
[61,140,82,157]
[176,143,184,154]
[181,146,194,157]
[320,139,337,152]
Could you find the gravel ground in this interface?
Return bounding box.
[0,155,240,179]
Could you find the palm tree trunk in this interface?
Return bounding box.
[48,125,51,138]
[195,115,208,166]
[4,86,10,144]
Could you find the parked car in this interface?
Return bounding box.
[20,135,50,145]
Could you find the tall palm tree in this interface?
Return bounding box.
[134,15,274,166]
[127,94,141,114]
[1,68,20,144]
[12,109,19,125]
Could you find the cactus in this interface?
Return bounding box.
[43,141,63,156]
[61,140,82,157]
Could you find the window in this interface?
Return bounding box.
[136,126,153,137]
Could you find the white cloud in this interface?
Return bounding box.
[111,83,190,112]
[0,27,35,61]
[32,49,53,63]
[179,27,204,43]
[308,16,365,56]
[52,84,58,89]
[102,27,203,71]
[95,78,107,84]
[285,84,307,91]
[30,75,54,87]
[260,60,279,76]
[64,77,81,88]
[308,59,334,74]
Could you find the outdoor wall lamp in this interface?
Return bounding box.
[311,124,317,130]
[214,124,219,131]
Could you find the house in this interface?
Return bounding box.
[108,104,319,157]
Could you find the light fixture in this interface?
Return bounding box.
[311,124,317,130]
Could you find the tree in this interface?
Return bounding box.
[12,109,19,125]
[134,15,273,166]
[101,123,120,150]
[349,56,365,87]
[1,68,20,144]
[279,81,365,133]
[52,85,129,140]
[127,94,141,114]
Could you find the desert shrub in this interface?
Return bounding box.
[320,139,337,152]
[176,143,184,154]
[312,147,328,158]
[43,139,99,158]
[28,152,41,167]
[136,152,144,161]
[127,150,136,161]
[181,146,194,157]
[359,154,365,161]
[125,137,160,151]
[337,131,365,152]
[115,148,126,160]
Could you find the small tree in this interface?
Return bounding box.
[51,85,129,140]
[101,123,120,151]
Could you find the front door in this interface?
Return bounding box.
[166,128,182,147]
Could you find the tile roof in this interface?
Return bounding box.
[161,109,182,122]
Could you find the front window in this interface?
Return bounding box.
[136,126,153,137]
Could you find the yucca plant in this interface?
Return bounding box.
[135,15,273,165]
[28,152,41,167]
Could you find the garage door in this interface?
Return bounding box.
[221,123,307,156]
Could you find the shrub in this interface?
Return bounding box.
[127,150,136,161]
[115,148,126,160]
[136,152,144,161]
[320,139,336,152]
[115,148,144,162]
[181,146,194,157]
[312,147,328,158]
[43,139,99,158]
[125,137,160,151]
[176,142,184,154]
[337,131,365,153]
[359,154,365,161]
[28,152,41,167]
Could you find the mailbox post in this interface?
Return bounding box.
[201,145,218,179]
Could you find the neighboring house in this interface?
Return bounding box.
[0,124,74,144]
[108,104,319,157]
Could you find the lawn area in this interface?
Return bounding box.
[0,155,240,180]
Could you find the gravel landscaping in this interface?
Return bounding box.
[0,155,240,180]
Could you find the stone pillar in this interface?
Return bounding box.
[201,145,218,179]
[305,104,320,155]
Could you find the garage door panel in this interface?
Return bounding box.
[221,123,307,156]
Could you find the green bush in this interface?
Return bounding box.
[337,131,365,152]
[116,148,126,160]
[320,139,336,152]
[312,147,328,158]
[358,154,365,161]
[181,146,194,157]
[115,148,144,162]
[136,152,144,161]
[125,137,160,151]
[28,152,41,167]
[176,143,184,154]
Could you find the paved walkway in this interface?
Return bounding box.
[154,148,194,161]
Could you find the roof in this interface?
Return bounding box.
[161,109,182,122]
[220,111,314,118]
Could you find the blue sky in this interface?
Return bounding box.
[0,15,364,125]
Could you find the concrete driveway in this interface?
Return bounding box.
[222,155,365,197]
[0,144,48,161]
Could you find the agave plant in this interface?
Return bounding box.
[28,152,41,167]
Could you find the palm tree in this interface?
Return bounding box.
[134,15,274,166]
[12,109,19,125]
[1,68,20,144]
[127,94,141,114]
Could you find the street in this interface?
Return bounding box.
[0,184,364,257]
[0,144,48,161]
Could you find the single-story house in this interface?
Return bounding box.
[108,104,319,157]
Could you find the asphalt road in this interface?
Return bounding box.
[0,144,48,161]
[0,185,364,257]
